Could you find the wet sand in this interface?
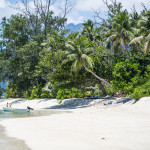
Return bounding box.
[0,124,31,150]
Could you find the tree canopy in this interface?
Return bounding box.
[0,0,150,100]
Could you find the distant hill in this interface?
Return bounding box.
[65,23,83,36]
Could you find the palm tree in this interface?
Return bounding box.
[82,20,101,42]
[130,11,150,54]
[62,33,113,95]
[105,10,133,57]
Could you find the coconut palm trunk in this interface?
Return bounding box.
[83,65,115,94]
[97,80,107,96]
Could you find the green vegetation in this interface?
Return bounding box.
[56,88,83,103]
[131,79,150,100]
[0,0,150,101]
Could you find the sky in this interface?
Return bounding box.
[0,0,150,24]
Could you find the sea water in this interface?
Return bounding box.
[0,109,66,150]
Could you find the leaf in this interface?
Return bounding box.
[83,47,94,54]
[65,42,75,51]
[129,36,144,45]
[71,60,82,73]
[106,35,116,43]
[144,41,150,54]
[81,54,93,69]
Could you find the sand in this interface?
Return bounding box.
[0,97,150,150]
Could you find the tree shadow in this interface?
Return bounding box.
[37,98,55,103]
[10,99,27,105]
[44,98,98,110]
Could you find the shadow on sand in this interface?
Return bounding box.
[44,98,98,110]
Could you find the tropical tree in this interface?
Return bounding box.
[62,33,113,95]
[130,10,150,54]
[82,20,101,42]
[105,10,133,57]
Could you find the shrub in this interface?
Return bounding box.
[56,88,83,102]
[5,83,17,98]
[29,85,42,100]
[131,79,150,100]
[41,91,50,98]
[111,59,143,94]
[106,86,115,96]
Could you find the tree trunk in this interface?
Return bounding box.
[97,80,107,96]
[84,65,111,85]
[83,65,116,93]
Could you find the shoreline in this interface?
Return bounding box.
[0,124,31,150]
[0,97,150,150]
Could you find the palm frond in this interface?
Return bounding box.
[126,30,134,38]
[83,47,94,54]
[81,54,93,69]
[144,41,150,54]
[129,36,144,45]
[71,60,82,73]
[61,59,70,65]
[135,27,148,35]
[61,54,77,65]
[65,42,75,51]
[106,35,117,43]
[137,18,147,26]
[63,50,70,55]
[113,38,120,48]
[145,34,150,41]
[67,54,77,61]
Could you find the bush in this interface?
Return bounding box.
[111,59,143,94]
[106,86,115,96]
[41,91,51,98]
[29,85,51,99]
[131,79,150,100]
[5,82,17,98]
[56,88,83,102]
[29,85,42,100]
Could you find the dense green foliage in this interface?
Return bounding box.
[131,79,150,100]
[56,88,83,103]
[111,60,143,94]
[0,0,150,101]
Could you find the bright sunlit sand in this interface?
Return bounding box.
[0,97,150,150]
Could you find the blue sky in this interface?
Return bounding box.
[0,0,150,24]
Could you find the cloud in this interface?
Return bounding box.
[0,0,149,25]
[76,0,105,12]
[0,0,19,21]
[119,0,149,12]
[67,0,150,24]
[67,15,84,24]
[0,0,6,8]
[75,0,150,12]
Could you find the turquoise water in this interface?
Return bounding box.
[0,109,63,119]
[0,109,68,150]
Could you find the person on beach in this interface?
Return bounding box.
[6,102,12,107]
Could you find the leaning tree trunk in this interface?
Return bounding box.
[83,65,115,94]
[97,80,107,96]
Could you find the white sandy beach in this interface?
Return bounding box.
[0,97,150,150]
